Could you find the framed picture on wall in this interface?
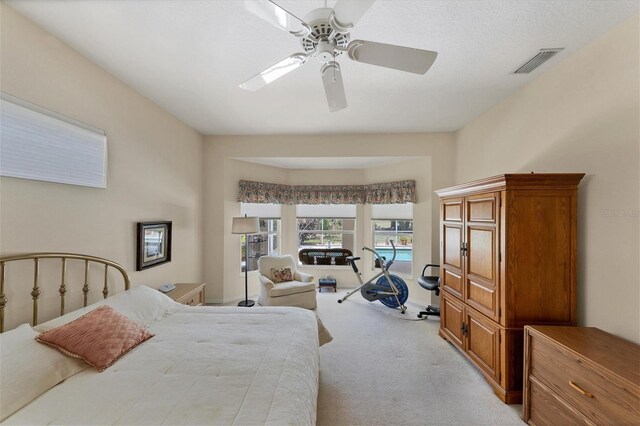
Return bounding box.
[136,221,172,270]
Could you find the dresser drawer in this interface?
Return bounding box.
[529,332,640,425]
[528,376,592,426]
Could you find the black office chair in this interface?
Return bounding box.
[417,264,440,318]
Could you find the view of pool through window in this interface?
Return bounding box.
[374,248,413,262]
[372,219,413,275]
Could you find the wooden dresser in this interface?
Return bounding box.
[435,173,584,403]
[524,326,640,425]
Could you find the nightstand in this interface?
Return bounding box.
[166,283,206,306]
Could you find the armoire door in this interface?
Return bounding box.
[441,198,464,299]
[464,193,500,321]
[441,293,465,350]
[465,307,501,383]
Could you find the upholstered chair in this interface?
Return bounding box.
[257,255,317,309]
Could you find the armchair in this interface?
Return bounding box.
[257,255,317,309]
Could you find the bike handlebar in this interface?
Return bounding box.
[362,240,396,268]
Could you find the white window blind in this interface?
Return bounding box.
[296,204,357,218]
[371,203,413,219]
[0,93,107,188]
[241,203,281,218]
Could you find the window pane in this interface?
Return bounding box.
[299,232,322,248]
[396,220,413,231]
[373,220,394,231]
[269,234,279,254]
[397,234,413,246]
[322,218,343,231]
[374,233,394,247]
[298,218,320,231]
[298,232,343,248]
[323,233,343,247]
[343,218,355,231]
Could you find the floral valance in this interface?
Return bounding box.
[238,180,416,205]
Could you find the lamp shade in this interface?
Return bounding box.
[231,216,260,234]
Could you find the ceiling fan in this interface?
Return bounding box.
[239,0,438,112]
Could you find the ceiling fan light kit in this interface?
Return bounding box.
[240,0,438,112]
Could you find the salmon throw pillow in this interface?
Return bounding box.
[36,305,154,372]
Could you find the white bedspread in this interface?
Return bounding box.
[4,306,320,425]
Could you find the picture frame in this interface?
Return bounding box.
[136,221,172,271]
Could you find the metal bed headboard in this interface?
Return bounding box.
[0,253,130,332]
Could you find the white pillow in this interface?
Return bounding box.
[0,324,87,420]
[33,285,180,333]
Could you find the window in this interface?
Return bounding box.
[0,93,107,188]
[241,218,280,273]
[372,219,413,276]
[240,203,281,273]
[371,203,413,275]
[296,205,357,265]
[298,218,355,251]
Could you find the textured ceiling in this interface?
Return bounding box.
[7,0,639,136]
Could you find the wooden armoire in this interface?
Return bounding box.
[435,173,584,404]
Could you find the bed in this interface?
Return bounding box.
[0,253,329,425]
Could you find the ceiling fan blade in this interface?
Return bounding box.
[321,61,347,112]
[244,0,310,37]
[239,53,308,91]
[332,0,376,30]
[347,40,438,74]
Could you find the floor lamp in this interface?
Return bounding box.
[232,215,259,307]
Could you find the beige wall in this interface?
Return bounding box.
[203,134,456,305]
[454,16,640,343]
[0,4,204,328]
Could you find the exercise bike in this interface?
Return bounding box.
[338,241,409,313]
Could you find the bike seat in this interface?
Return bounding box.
[345,256,360,263]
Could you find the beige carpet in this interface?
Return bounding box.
[315,290,524,426]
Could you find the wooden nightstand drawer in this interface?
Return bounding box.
[166,283,206,306]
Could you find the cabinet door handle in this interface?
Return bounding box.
[568,381,594,398]
[460,323,468,336]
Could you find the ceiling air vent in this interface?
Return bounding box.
[513,48,564,74]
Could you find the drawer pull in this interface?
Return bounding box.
[569,381,594,398]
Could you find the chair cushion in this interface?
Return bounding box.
[269,281,317,297]
[418,276,440,291]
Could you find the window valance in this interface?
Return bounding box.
[238,179,416,205]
